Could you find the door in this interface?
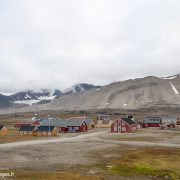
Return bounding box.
[118,121,121,132]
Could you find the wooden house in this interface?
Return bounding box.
[0,125,8,136]
[111,118,137,133]
[69,117,95,129]
[58,119,88,133]
[39,118,88,133]
[36,126,57,136]
[143,116,161,127]
[19,125,36,136]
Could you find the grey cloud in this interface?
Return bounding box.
[0,0,180,92]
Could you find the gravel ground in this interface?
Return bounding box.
[0,128,180,172]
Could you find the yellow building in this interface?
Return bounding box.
[0,125,8,136]
[36,126,57,137]
[19,125,36,136]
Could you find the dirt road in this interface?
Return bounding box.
[0,129,180,150]
[0,130,109,149]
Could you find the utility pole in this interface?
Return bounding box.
[48,115,51,138]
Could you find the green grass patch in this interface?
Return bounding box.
[109,164,176,179]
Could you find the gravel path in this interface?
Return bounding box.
[0,130,109,149]
[1,129,180,149]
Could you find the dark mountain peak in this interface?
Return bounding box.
[63,83,101,95]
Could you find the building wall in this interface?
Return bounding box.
[147,123,160,127]
[97,120,113,128]
[19,131,34,136]
[59,127,67,133]
[111,119,137,133]
[59,124,88,133]
[79,124,88,132]
[37,128,57,136]
[111,119,128,133]
[87,123,95,129]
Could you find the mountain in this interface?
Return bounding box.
[0,75,180,111]
[0,84,99,108]
[39,75,180,111]
[63,83,101,95]
[9,89,62,106]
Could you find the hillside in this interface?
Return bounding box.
[40,75,180,111]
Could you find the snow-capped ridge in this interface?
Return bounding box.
[162,74,180,80]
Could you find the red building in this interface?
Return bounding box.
[111,118,137,133]
[58,119,88,133]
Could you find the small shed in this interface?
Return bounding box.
[111,118,137,133]
[19,125,36,136]
[0,125,8,136]
[36,126,57,136]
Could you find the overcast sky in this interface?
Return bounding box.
[0,0,180,92]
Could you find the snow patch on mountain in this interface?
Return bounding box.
[14,100,41,106]
[0,92,14,96]
[170,82,179,95]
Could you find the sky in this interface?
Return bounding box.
[0,0,180,92]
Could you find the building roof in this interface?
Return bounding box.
[15,122,32,125]
[37,126,55,132]
[122,118,135,125]
[161,116,177,121]
[40,118,86,127]
[145,116,162,119]
[59,119,86,127]
[85,119,94,125]
[0,125,5,131]
[19,125,36,131]
[69,118,93,125]
[69,116,88,119]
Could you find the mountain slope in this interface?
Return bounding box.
[0,94,13,108]
[63,83,101,95]
[40,76,180,111]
